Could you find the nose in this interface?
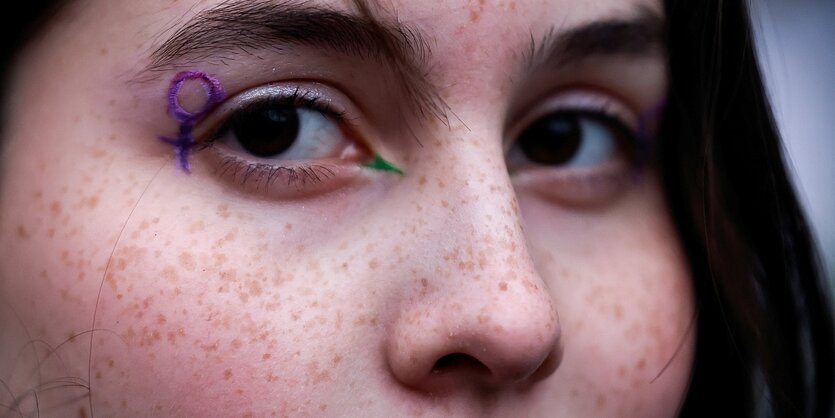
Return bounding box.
[385,151,562,393]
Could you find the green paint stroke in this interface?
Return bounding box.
[365,154,405,175]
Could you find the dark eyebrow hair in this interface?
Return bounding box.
[142,0,449,125]
[525,8,666,70]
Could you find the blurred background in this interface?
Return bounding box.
[749,0,835,290]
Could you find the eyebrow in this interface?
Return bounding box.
[524,8,666,70]
[142,1,665,128]
[143,0,449,124]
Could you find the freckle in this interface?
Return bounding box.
[179,252,196,271]
[498,281,508,291]
[368,259,379,270]
[16,225,30,239]
[596,393,606,407]
[418,176,427,186]
[91,148,107,159]
[231,339,242,350]
[223,369,233,380]
[115,258,127,271]
[332,354,342,366]
[156,314,167,325]
[85,196,99,208]
[614,304,624,319]
[99,48,109,56]
[188,221,205,233]
[441,200,449,208]
[162,266,179,282]
[637,358,646,370]
[262,353,272,361]
[285,223,293,231]
[469,9,480,22]
[50,201,62,215]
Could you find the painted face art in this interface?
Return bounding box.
[159,71,225,172]
[160,70,404,177]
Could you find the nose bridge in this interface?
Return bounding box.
[384,136,562,391]
[423,136,527,270]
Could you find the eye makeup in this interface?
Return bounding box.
[364,154,405,175]
[159,76,406,198]
[159,71,225,172]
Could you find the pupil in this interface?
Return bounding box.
[517,114,581,165]
[231,107,300,157]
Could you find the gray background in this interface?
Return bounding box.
[749,0,835,290]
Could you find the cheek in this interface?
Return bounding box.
[521,181,695,417]
[0,145,373,416]
[69,180,391,416]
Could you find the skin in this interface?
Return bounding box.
[0,0,695,417]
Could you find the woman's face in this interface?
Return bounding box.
[0,0,695,416]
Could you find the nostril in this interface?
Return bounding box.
[432,353,491,375]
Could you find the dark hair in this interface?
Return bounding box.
[662,1,834,417]
[1,1,833,417]
[1,1,62,70]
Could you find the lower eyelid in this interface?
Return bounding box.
[511,159,634,207]
[199,147,370,200]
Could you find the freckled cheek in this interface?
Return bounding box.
[522,197,695,414]
[83,215,360,415]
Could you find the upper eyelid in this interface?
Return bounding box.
[192,82,361,145]
[505,90,639,144]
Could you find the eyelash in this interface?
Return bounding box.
[191,83,654,201]
[201,87,349,146]
[197,87,356,191]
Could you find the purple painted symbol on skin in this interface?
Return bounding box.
[159,71,225,172]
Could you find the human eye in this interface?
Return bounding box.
[507,90,652,206]
[196,82,383,198]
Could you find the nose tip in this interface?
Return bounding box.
[386,291,562,392]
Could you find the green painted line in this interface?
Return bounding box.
[365,154,405,175]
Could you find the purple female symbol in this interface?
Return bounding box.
[159,71,225,172]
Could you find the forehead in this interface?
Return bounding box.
[139,0,664,53]
[127,0,664,104]
[364,0,663,26]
